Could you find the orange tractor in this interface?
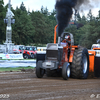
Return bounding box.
[88,41,100,77]
[36,25,90,80]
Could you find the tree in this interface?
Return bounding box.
[41,6,49,16]
[30,11,48,44]
[77,12,81,22]
[12,6,35,45]
[81,15,87,24]
[96,10,100,22]
[20,2,27,12]
[98,10,100,18]
[0,0,6,43]
[51,9,56,16]
[30,10,56,44]
[87,9,93,21]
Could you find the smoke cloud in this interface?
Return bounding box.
[55,0,77,37]
[76,0,100,10]
[55,0,100,37]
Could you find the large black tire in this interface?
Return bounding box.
[62,62,70,80]
[70,47,89,79]
[36,61,45,78]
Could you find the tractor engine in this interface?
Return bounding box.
[42,43,63,70]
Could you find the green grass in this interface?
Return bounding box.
[0,66,35,72]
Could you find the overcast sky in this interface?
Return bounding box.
[4,0,55,12]
[4,0,100,17]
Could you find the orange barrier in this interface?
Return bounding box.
[88,51,96,72]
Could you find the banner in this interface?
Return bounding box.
[0,54,23,59]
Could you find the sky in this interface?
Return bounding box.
[3,0,100,17]
[4,0,56,12]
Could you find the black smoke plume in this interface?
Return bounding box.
[55,0,77,37]
[55,0,100,37]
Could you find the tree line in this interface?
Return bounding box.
[0,0,100,49]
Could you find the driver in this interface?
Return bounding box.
[65,35,70,40]
[64,35,71,46]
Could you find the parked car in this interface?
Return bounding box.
[13,45,37,59]
[13,45,25,54]
[24,46,37,59]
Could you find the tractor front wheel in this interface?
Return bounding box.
[62,62,70,80]
[36,61,45,78]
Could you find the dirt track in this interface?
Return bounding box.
[0,71,100,100]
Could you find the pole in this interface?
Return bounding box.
[4,0,13,53]
[9,0,11,10]
[6,0,12,43]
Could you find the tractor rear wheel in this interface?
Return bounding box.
[36,61,45,78]
[62,62,70,80]
[71,47,89,79]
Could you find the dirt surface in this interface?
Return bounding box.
[0,71,100,100]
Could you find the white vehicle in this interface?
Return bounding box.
[91,39,100,50]
[91,44,100,49]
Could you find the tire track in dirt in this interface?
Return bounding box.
[0,72,100,100]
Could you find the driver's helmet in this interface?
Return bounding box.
[65,35,70,39]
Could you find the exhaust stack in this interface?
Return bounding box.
[58,37,61,46]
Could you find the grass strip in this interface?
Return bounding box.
[0,66,35,72]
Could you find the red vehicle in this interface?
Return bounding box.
[23,46,37,59]
[13,45,37,59]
